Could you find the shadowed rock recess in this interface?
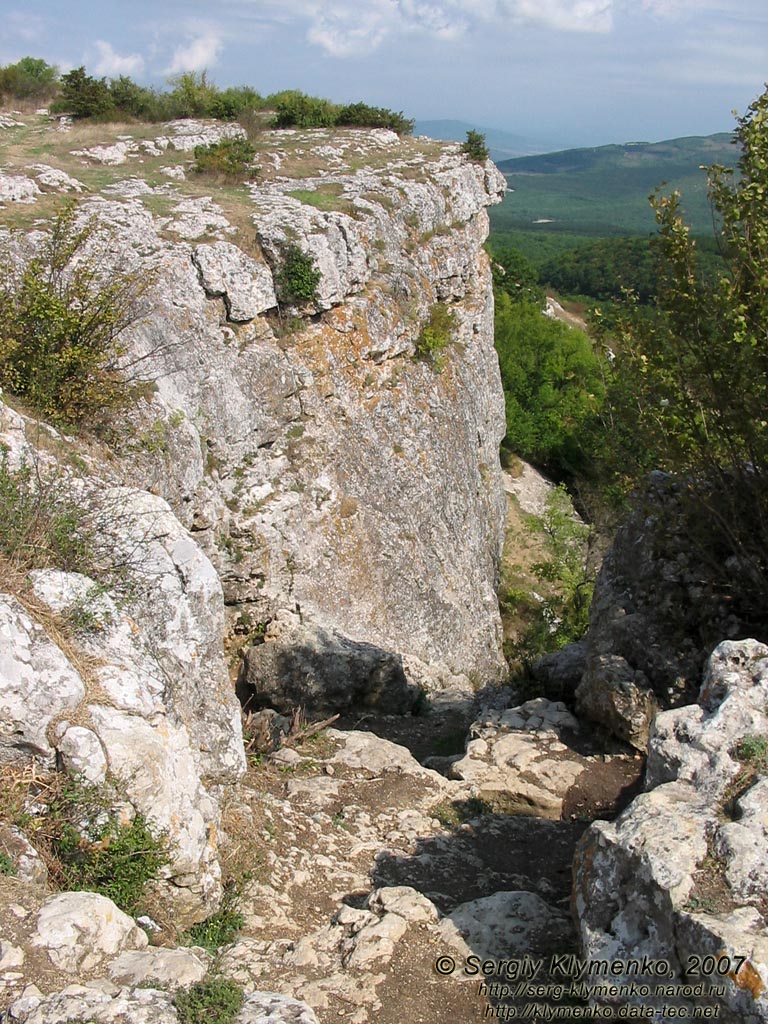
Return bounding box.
[0,114,766,1024]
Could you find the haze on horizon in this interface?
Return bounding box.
[2,0,766,149]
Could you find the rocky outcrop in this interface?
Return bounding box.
[0,402,244,923]
[574,472,758,748]
[65,124,508,700]
[450,697,585,819]
[574,639,768,1022]
[0,114,509,1016]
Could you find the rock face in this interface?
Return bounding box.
[574,472,758,748]
[240,622,415,714]
[0,406,244,923]
[574,640,768,1022]
[0,119,507,936]
[450,697,585,819]
[81,124,509,699]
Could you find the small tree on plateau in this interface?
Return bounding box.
[461,130,489,162]
[598,85,768,619]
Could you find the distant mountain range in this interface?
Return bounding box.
[414,120,562,161]
[491,132,738,238]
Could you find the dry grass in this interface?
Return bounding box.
[0,555,115,729]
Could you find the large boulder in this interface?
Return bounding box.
[575,473,760,748]
[574,639,768,1022]
[239,621,416,714]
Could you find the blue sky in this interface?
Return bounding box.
[2,0,766,147]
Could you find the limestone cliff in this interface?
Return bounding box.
[87,120,509,699]
[0,115,507,924]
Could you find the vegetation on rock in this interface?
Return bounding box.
[593,86,768,619]
[4,773,168,917]
[192,136,259,180]
[461,129,490,162]
[173,977,244,1024]
[0,201,150,425]
[275,243,322,305]
[415,302,456,371]
[0,56,415,133]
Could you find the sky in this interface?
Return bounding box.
[2,0,766,148]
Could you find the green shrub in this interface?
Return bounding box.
[0,851,16,876]
[209,86,262,120]
[174,977,244,1024]
[0,452,95,572]
[0,200,149,424]
[275,244,321,304]
[0,57,58,100]
[415,303,456,370]
[461,130,489,162]
[107,75,158,119]
[181,883,244,952]
[504,486,594,665]
[165,71,218,118]
[735,735,768,769]
[46,779,168,916]
[335,102,414,134]
[52,66,113,118]
[193,136,259,180]
[271,91,339,129]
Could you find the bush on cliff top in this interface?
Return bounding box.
[1,56,415,133]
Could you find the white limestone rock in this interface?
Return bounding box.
[574,640,768,1022]
[28,164,84,192]
[30,892,147,973]
[87,704,223,918]
[6,985,178,1023]
[451,698,584,819]
[54,724,108,786]
[439,891,573,960]
[0,174,40,204]
[0,595,85,764]
[192,242,277,320]
[107,946,210,990]
[366,886,439,924]
[158,119,246,152]
[71,141,136,165]
[167,196,234,238]
[0,825,48,884]
[237,992,320,1024]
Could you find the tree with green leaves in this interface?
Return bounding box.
[53,66,113,118]
[494,293,604,476]
[596,86,768,617]
[0,57,58,100]
[461,130,489,162]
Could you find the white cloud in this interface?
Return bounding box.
[166,25,223,73]
[511,0,613,33]
[92,40,145,77]
[291,0,614,56]
[305,4,392,56]
[7,11,47,42]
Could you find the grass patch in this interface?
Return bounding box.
[722,734,768,819]
[181,882,244,952]
[287,184,353,214]
[174,976,244,1024]
[0,771,168,916]
[432,797,493,828]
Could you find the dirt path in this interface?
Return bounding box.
[215,698,643,1024]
